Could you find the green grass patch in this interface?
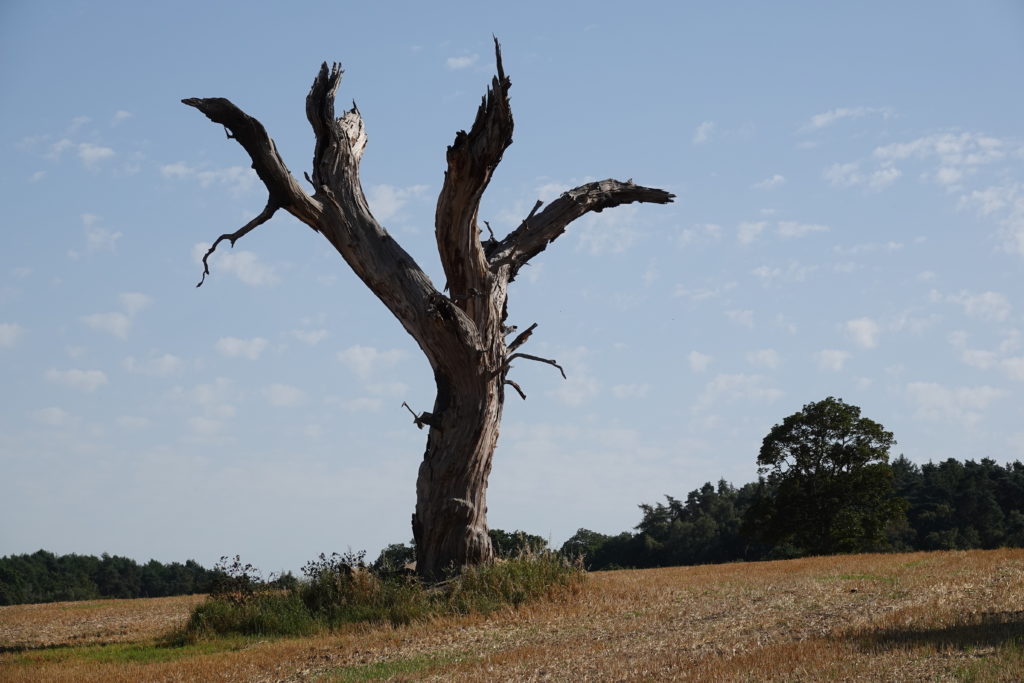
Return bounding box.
[320,652,464,682]
[955,638,1024,682]
[6,636,256,665]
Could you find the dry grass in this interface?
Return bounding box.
[2,549,1022,681]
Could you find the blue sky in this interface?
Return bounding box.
[2,1,1023,573]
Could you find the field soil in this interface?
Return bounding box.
[1,548,1022,681]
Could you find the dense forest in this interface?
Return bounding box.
[3,457,1022,606]
[0,551,216,606]
[560,457,1024,570]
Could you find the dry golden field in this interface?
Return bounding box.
[2,549,1022,682]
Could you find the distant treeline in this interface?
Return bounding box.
[560,457,1024,570]
[5,457,1022,606]
[0,550,216,606]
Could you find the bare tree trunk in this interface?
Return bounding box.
[182,39,673,581]
[412,369,504,579]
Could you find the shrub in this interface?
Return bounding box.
[179,549,584,640]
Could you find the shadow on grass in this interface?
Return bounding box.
[852,610,1024,652]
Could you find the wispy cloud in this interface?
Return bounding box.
[737,221,767,245]
[366,184,429,221]
[753,174,786,190]
[446,54,478,70]
[816,349,851,371]
[777,221,829,238]
[0,322,24,348]
[337,345,405,379]
[45,368,108,392]
[804,106,893,131]
[906,381,1003,427]
[692,121,715,144]
[697,373,783,409]
[192,243,280,286]
[163,162,257,196]
[845,317,881,349]
[216,337,268,360]
[82,312,131,339]
[688,351,712,373]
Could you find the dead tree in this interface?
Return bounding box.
[184,40,673,581]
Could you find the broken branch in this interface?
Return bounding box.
[197,201,278,287]
[489,180,674,278]
[507,352,566,379]
[507,322,538,353]
[505,379,527,400]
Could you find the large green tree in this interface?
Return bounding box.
[745,397,905,556]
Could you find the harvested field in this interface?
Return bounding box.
[2,549,1022,681]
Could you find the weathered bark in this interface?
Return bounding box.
[183,39,674,581]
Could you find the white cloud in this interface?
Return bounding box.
[45,368,108,392]
[341,397,383,412]
[777,221,829,238]
[193,243,279,286]
[216,336,268,360]
[611,383,650,399]
[188,416,224,437]
[81,214,122,253]
[366,381,409,397]
[536,181,570,202]
[119,292,153,314]
[692,121,715,144]
[676,223,722,248]
[82,312,131,338]
[961,183,1024,257]
[746,349,780,369]
[725,310,754,328]
[698,373,783,409]
[68,116,91,133]
[824,162,901,189]
[874,132,1005,167]
[906,382,1004,427]
[546,347,600,407]
[111,110,133,125]
[115,415,151,429]
[0,322,24,348]
[737,221,767,245]
[806,106,893,130]
[961,349,997,370]
[78,143,115,168]
[751,262,817,284]
[576,205,640,255]
[123,353,183,376]
[34,407,73,426]
[946,290,1011,322]
[753,174,786,190]
[189,377,236,419]
[29,170,46,183]
[688,351,712,373]
[1003,357,1024,381]
[47,138,74,160]
[845,317,881,348]
[337,344,404,379]
[164,163,257,195]
[366,184,429,221]
[263,383,306,407]
[816,349,851,372]
[446,54,478,70]
[291,329,329,345]
[674,281,735,301]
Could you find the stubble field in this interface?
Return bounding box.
[2,548,1022,681]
